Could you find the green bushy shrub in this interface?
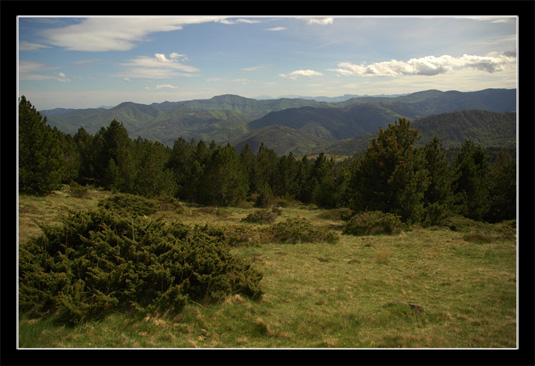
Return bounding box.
[68,181,88,198]
[97,193,158,216]
[343,211,405,236]
[19,209,263,325]
[242,210,278,224]
[270,217,339,244]
[156,195,184,213]
[217,224,274,247]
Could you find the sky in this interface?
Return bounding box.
[17,16,517,110]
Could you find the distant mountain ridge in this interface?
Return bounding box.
[41,88,516,155]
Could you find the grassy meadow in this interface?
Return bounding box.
[18,185,517,348]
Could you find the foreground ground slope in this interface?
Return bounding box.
[18,186,517,348]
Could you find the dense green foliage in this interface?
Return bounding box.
[20,97,516,223]
[270,218,339,244]
[242,210,279,224]
[97,193,159,217]
[19,209,263,325]
[343,211,406,236]
[348,119,430,222]
[19,96,78,194]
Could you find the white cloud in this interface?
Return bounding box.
[116,52,199,79]
[156,84,176,89]
[464,16,516,24]
[280,69,324,79]
[170,52,188,61]
[123,77,131,82]
[218,18,260,25]
[19,41,51,51]
[19,60,62,81]
[266,27,286,31]
[304,17,334,25]
[329,53,516,77]
[242,65,265,71]
[41,17,226,52]
[56,72,71,82]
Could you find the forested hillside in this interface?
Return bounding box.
[42,88,516,155]
[22,96,516,224]
[322,110,517,156]
[229,125,332,156]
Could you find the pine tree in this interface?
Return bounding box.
[166,137,193,199]
[485,149,516,222]
[19,96,64,193]
[132,138,177,198]
[73,127,96,184]
[296,155,312,203]
[273,152,299,198]
[452,140,490,221]
[239,144,258,194]
[348,119,430,222]
[309,153,338,208]
[254,143,278,194]
[421,136,456,225]
[94,120,135,192]
[55,128,81,184]
[198,144,249,206]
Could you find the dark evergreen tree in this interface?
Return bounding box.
[166,137,193,199]
[254,143,278,193]
[94,119,136,192]
[132,138,177,198]
[198,144,249,206]
[485,149,516,222]
[239,144,258,194]
[296,155,313,203]
[19,96,64,193]
[308,153,335,208]
[73,127,96,184]
[55,128,81,184]
[421,136,456,225]
[184,140,211,202]
[452,140,490,221]
[273,152,300,198]
[348,119,430,222]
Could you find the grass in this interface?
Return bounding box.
[17,186,517,348]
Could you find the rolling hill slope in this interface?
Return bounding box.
[228,125,332,155]
[246,88,516,141]
[320,110,517,156]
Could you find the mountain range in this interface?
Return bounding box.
[42,88,516,156]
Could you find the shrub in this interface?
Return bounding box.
[270,217,339,244]
[421,202,452,227]
[156,195,184,213]
[217,224,274,247]
[98,193,158,216]
[68,181,88,198]
[242,210,278,224]
[343,211,405,236]
[19,209,263,325]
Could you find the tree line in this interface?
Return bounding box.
[19,96,516,224]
